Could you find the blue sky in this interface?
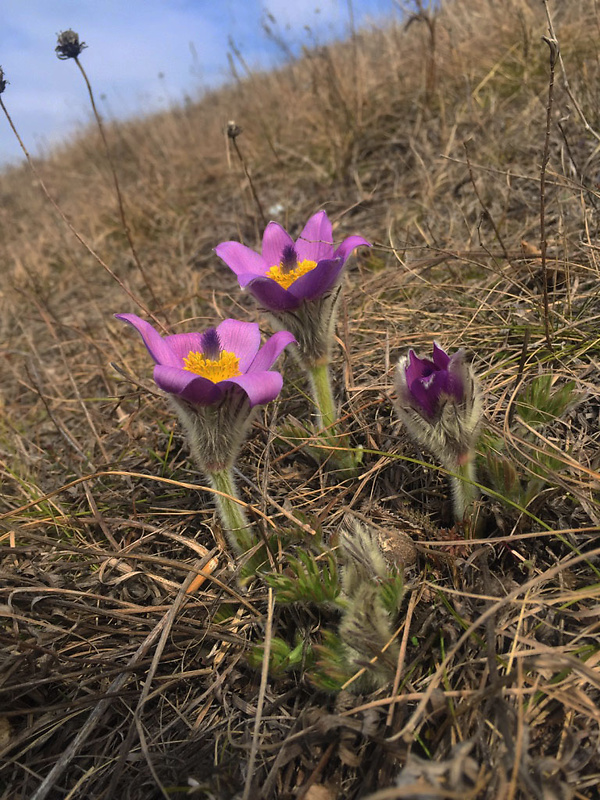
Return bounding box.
[0,0,401,166]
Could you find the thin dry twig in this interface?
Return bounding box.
[539,34,559,349]
[72,56,168,322]
[243,587,274,800]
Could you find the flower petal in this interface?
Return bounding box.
[222,371,284,408]
[397,354,427,411]
[395,354,410,392]
[295,211,334,262]
[214,241,267,282]
[245,276,302,311]
[446,350,467,403]
[248,330,297,373]
[432,341,450,370]
[288,257,344,302]
[162,332,207,365]
[215,319,261,372]
[262,222,295,268]
[333,235,371,264]
[409,371,447,419]
[405,350,434,387]
[154,365,222,405]
[115,313,180,366]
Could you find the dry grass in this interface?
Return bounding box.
[1,0,600,797]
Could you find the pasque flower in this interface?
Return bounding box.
[115,314,294,412]
[116,313,296,555]
[394,343,482,521]
[216,212,370,472]
[215,210,370,314]
[399,343,473,426]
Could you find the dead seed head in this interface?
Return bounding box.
[227,120,242,139]
[55,29,87,60]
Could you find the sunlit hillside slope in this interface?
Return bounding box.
[1,1,600,797]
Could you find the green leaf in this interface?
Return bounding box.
[310,630,353,691]
[264,550,341,605]
[517,374,576,427]
[247,635,312,677]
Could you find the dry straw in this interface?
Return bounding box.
[1,1,600,798]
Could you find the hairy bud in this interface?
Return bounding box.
[394,343,483,521]
[394,343,482,471]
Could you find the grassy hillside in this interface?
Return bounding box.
[1,1,600,797]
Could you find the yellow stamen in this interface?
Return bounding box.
[183,350,241,382]
[266,258,317,290]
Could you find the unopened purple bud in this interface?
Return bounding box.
[201,327,221,360]
[394,343,482,470]
[403,344,465,422]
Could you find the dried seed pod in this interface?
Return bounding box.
[376,527,417,569]
[56,29,87,60]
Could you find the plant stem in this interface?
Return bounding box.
[449,459,479,523]
[307,363,361,473]
[539,34,558,350]
[308,362,337,432]
[208,468,255,554]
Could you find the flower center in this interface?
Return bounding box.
[183,349,241,382]
[267,258,317,290]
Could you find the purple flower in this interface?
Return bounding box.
[214,210,371,312]
[394,344,484,522]
[116,314,296,408]
[394,342,482,476]
[400,342,466,422]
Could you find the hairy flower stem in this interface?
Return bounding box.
[308,363,337,431]
[307,363,360,472]
[449,459,479,524]
[208,468,256,555]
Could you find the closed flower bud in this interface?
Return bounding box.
[339,520,389,598]
[337,520,404,688]
[394,343,483,521]
[394,342,482,470]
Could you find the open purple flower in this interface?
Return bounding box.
[115,315,296,554]
[116,314,295,408]
[400,342,466,422]
[215,210,370,312]
[215,212,370,472]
